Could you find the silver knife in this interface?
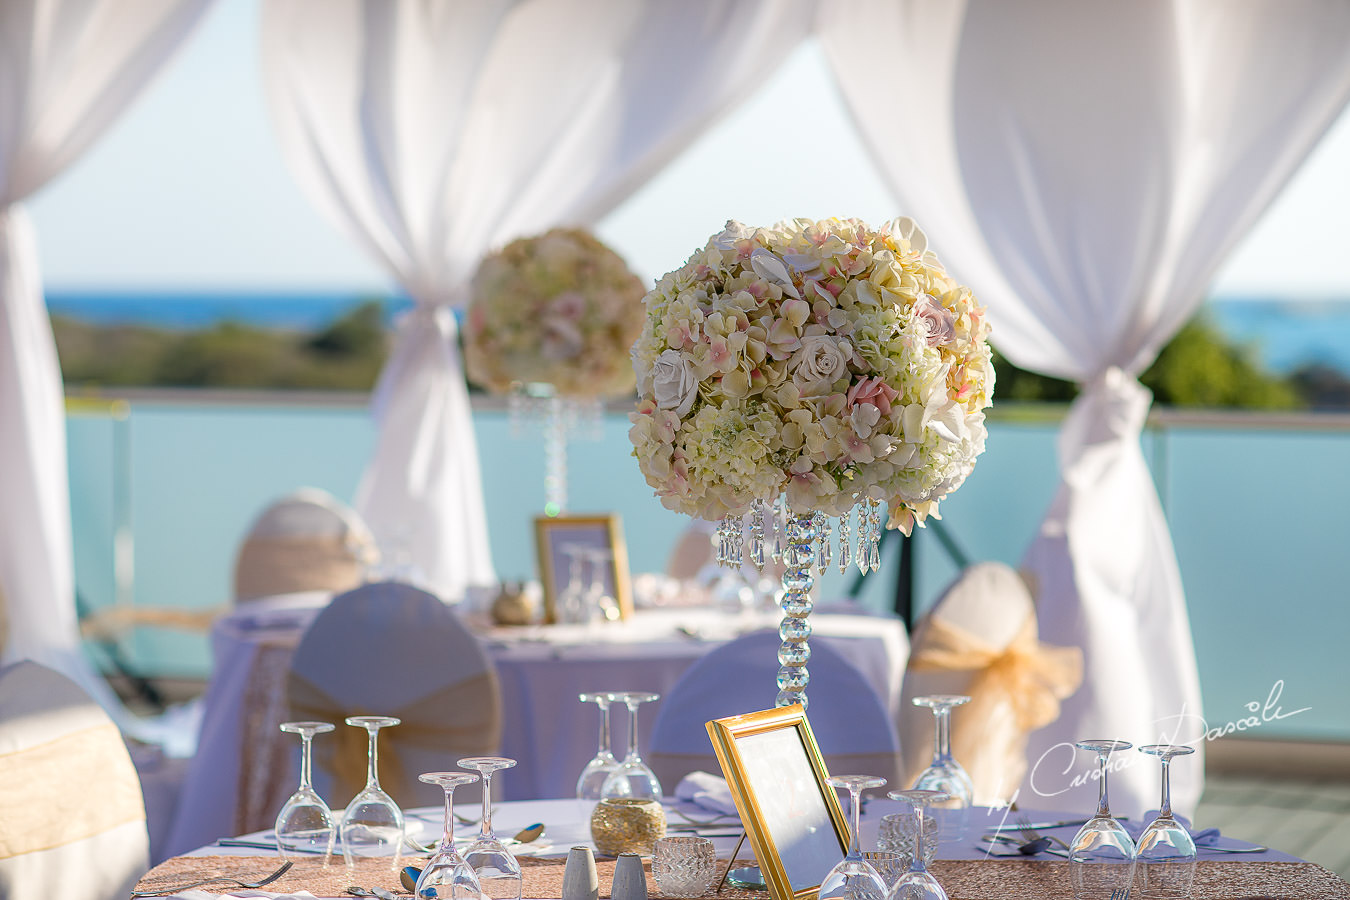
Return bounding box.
[985,818,1092,832]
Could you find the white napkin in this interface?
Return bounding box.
[675,771,739,816]
[1125,811,1222,847]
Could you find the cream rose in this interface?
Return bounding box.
[789,335,850,397]
[913,293,956,347]
[652,349,698,417]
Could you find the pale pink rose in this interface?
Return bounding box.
[914,293,956,347]
[846,376,899,417]
[549,290,586,320]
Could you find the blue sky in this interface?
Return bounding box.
[27,0,1350,298]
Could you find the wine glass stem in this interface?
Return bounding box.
[626,701,640,762]
[910,806,927,874]
[299,734,314,792]
[1158,757,1172,818]
[1096,751,1111,819]
[847,787,862,857]
[480,771,494,841]
[931,706,951,764]
[598,701,612,757]
[442,786,457,851]
[366,727,381,790]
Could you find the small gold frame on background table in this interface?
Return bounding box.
[534,513,633,623]
[706,704,848,900]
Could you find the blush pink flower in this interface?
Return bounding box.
[913,293,957,347]
[846,376,899,418]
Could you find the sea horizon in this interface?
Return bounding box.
[43,287,1350,377]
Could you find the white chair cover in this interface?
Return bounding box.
[899,563,1082,806]
[0,660,147,900]
[287,582,502,809]
[233,488,376,602]
[648,630,902,790]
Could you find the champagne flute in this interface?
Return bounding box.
[599,692,663,800]
[415,772,486,900]
[458,757,522,900]
[340,716,405,863]
[1069,740,1136,900]
[275,721,336,862]
[819,775,888,900]
[911,695,973,840]
[1135,745,1197,899]
[886,790,950,900]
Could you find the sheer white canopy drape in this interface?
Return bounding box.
[821,0,1350,817]
[261,0,812,601]
[0,0,212,715]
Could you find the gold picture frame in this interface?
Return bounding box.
[533,513,633,624]
[706,705,849,900]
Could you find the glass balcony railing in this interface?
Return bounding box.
[64,389,1350,742]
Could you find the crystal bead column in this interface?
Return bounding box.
[543,394,567,517]
[776,511,816,710]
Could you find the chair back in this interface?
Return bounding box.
[648,630,902,790]
[286,581,502,808]
[899,562,1083,805]
[0,661,148,900]
[233,487,376,602]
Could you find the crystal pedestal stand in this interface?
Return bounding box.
[776,512,816,710]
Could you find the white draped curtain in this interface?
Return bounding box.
[821,0,1350,817]
[260,0,813,601]
[0,0,212,715]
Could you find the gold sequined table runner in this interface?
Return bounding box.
[132,856,1350,900]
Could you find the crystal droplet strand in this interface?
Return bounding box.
[776,509,816,711]
[749,501,766,570]
[856,500,872,575]
[730,513,745,569]
[768,497,783,565]
[866,500,883,572]
[838,508,852,574]
[715,517,731,567]
[814,511,832,575]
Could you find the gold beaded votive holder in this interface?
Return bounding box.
[590,798,667,857]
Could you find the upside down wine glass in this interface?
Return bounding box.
[1135,745,1197,900]
[459,757,523,900]
[576,692,619,800]
[1069,740,1136,900]
[415,772,486,900]
[887,790,950,900]
[911,695,974,840]
[340,716,405,863]
[275,721,336,862]
[819,775,888,900]
[600,692,663,800]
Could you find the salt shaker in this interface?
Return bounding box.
[563,845,600,900]
[611,851,649,900]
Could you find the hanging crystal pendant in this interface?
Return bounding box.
[813,511,831,574]
[866,500,883,572]
[838,509,852,574]
[856,500,872,576]
[776,508,816,710]
[730,513,745,569]
[749,501,766,570]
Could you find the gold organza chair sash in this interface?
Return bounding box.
[0,721,145,859]
[287,670,501,808]
[911,614,1082,744]
[233,535,367,602]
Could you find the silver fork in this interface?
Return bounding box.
[1009,805,1053,855]
[131,860,293,896]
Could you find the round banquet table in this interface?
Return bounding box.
[145,796,1304,900]
[162,592,909,860]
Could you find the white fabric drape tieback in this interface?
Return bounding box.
[1058,366,1152,472]
[370,301,462,418]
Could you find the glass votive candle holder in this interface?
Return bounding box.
[861,851,905,891]
[590,797,666,857]
[877,811,937,866]
[652,836,717,898]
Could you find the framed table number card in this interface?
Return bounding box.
[706,705,849,900]
[533,513,633,624]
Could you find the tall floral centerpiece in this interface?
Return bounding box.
[629,217,994,708]
[466,227,646,515]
